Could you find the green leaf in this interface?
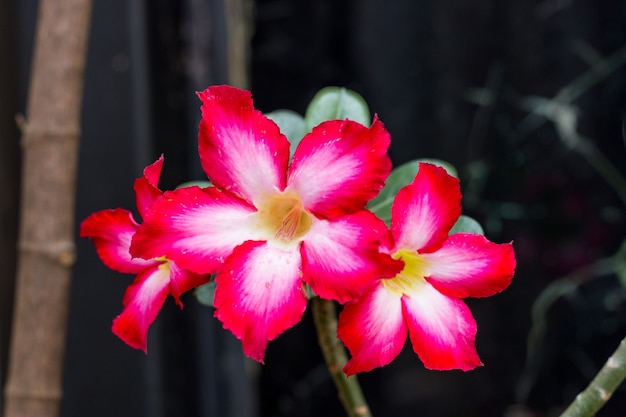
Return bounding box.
[304,87,370,132]
[176,180,213,189]
[367,159,458,225]
[266,109,306,157]
[416,158,458,178]
[449,215,485,235]
[195,280,216,307]
[304,283,316,299]
[367,160,419,225]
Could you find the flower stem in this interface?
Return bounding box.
[312,297,372,417]
[559,337,626,417]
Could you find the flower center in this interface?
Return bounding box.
[258,191,313,245]
[155,256,170,271]
[382,249,430,295]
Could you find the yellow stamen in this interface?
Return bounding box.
[257,191,313,245]
[382,249,430,295]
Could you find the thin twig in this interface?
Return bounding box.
[516,95,626,207]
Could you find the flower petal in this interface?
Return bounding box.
[391,162,461,253]
[301,210,403,303]
[423,233,515,298]
[197,85,289,205]
[134,155,164,219]
[213,240,307,363]
[111,263,171,352]
[402,280,482,371]
[338,284,407,375]
[130,186,261,274]
[80,208,155,274]
[167,261,212,307]
[287,117,392,218]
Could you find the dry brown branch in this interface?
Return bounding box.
[3,0,93,416]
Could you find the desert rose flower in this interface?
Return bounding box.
[338,162,516,374]
[80,156,210,351]
[130,85,401,362]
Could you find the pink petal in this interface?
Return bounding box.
[134,156,164,219]
[142,154,164,187]
[287,117,392,218]
[391,163,461,253]
[197,85,289,205]
[402,280,482,371]
[131,186,262,274]
[338,284,407,375]
[111,263,171,352]
[213,240,307,363]
[80,208,155,274]
[301,210,403,303]
[423,233,515,299]
[167,261,212,307]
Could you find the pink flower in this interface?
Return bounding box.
[80,156,210,352]
[130,85,401,362]
[337,163,516,374]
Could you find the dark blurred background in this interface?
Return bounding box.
[1,0,626,416]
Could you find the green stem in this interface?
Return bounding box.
[559,337,626,417]
[311,297,372,417]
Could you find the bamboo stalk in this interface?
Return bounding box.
[3,0,93,416]
[224,0,254,89]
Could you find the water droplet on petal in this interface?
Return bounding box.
[265,282,271,289]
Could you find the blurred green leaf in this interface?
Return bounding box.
[266,109,306,157]
[304,283,316,299]
[368,160,419,225]
[449,215,485,235]
[367,159,458,225]
[195,280,216,307]
[417,158,458,178]
[304,87,370,132]
[176,180,213,189]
